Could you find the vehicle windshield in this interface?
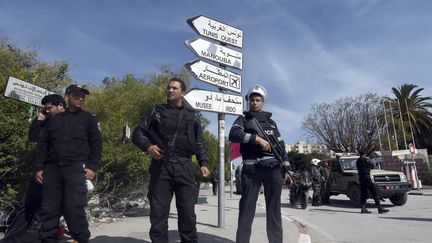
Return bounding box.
[340,158,358,170]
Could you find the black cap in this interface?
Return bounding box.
[65,84,90,95]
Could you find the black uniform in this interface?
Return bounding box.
[36,110,102,243]
[356,156,380,206]
[229,111,287,243]
[211,169,218,196]
[2,119,46,242]
[132,103,208,243]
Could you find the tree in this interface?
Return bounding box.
[388,84,432,152]
[0,38,72,203]
[302,93,384,155]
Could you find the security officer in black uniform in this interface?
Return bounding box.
[132,77,210,243]
[356,148,389,214]
[229,85,290,243]
[36,85,102,243]
[2,94,66,243]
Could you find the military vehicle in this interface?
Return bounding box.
[328,155,411,207]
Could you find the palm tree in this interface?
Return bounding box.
[388,84,432,151]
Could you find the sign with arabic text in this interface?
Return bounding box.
[4,76,53,107]
[185,38,243,70]
[185,60,241,93]
[184,89,243,115]
[187,15,243,48]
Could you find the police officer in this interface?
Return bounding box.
[229,85,290,243]
[132,77,210,243]
[36,85,102,243]
[211,168,218,196]
[320,160,331,205]
[311,158,323,206]
[356,149,389,214]
[2,94,66,243]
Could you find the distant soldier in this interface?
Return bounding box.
[211,168,218,196]
[311,158,323,206]
[356,149,389,214]
[320,160,331,205]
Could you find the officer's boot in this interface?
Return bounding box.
[378,206,389,214]
[361,205,371,214]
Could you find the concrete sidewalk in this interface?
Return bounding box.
[89,188,326,243]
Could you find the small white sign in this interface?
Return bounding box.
[187,15,243,48]
[185,60,241,93]
[185,38,243,70]
[184,89,243,115]
[4,76,53,107]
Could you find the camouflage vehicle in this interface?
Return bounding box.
[328,155,411,207]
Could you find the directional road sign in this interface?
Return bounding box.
[185,38,243,70]
[185,60,241,93]
[184,89,243,115]
[187,15,243,48]
[4,76,53,107]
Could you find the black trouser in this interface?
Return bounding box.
[236,164,283,243]
[148,159,199,243]
[39,163,89,243]
[359,178,380,207]
[2,179,42,242]
[320,181,330,204]
[212,181,218,195]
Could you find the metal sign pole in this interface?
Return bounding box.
[218,104,225,228]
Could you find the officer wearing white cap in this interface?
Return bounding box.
[229,85,290,243]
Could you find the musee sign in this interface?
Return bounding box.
[184,89,243,115]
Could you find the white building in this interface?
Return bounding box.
[286,141,328,154]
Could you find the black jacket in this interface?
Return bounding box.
[356,156,374,179]
[28,119,47,142]
[132,103,208,167]
[35,109,102,172]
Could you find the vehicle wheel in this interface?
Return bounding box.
[300,190,308,209]
[389,193,408,206]
[349,184,361,207]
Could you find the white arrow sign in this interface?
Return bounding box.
[185,60,242,93]
[187,15,243,48]
[185,38,243,70]
[4,76,53,107]
[184,89,243,115]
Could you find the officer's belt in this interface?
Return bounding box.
[165,155,191,163]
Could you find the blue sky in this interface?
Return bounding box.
[1,0,431,143]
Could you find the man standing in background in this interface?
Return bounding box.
[36,85,102,243]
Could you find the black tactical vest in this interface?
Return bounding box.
[154,104,197,157]
[241,111,280,166]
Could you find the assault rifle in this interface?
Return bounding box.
[246,117,295,185]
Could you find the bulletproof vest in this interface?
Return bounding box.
[156,104,197,157]
[241,111,280,166]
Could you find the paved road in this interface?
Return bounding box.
[280,188,432,243]
[89,187,332,243]
[7,186,429,242]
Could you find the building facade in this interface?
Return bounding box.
[286,141,328,154]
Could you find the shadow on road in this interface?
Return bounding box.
[91,230,235,243]
[379,217,432,222]
[92,236,147,243]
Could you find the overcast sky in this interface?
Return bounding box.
[1,0,431,143]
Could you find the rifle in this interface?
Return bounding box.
[246,117,295,185]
